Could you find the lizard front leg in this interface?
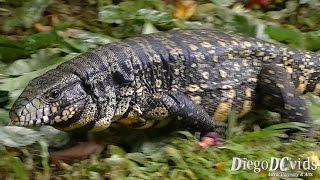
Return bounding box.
[120,93,227,146]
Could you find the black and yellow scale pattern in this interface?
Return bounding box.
[9,30,318,137]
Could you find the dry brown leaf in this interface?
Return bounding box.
[34,23,52,32]
[213,162,225,170]
[174,0,197,20]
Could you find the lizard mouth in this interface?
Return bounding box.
[9,97,76,127]
[9,99,58,127]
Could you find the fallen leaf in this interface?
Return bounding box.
[174,0,197,20]
[34,23,52,32]
[213,162,225,170]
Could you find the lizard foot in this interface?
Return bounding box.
[49,141,105,169]
[199,132,221,148]
[192,132,221,151]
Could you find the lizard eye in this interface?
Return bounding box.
[49,89,61,99]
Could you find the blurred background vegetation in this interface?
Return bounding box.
[1,0,320,179]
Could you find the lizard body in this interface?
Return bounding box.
[9,30,318,137]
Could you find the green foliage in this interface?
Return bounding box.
[0,126,44,148]
[1,0,50,30]
[0,30,70,63]
[98,0,174,37]
[44,128,320,179]
[265,25,320,51]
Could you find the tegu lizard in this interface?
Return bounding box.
[9,30,317,162]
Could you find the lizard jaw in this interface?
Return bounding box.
[9,99,58,127]
[9,113,51,126]
[9,95,90,128]
[9,95,70,127]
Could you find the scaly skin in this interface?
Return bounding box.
[9,30,318,138]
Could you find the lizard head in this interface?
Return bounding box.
[9,69,93,129]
